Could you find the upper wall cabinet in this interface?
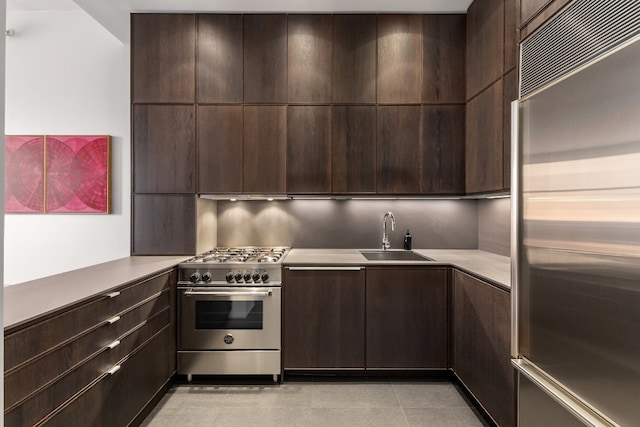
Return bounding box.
[244,106,287,194]
[287,106,332,194]
[288,15,333,104]
[133,104,196,193]
[198,106,243,193]
[332,106,377,194]
[467,0,505,98]
[244,15,288,104]
[422,15,466,104]
[131,14,196,104]
[377,106,421,194]
[421,105,465,194]
[197,15,243,103]
[377,15,423,104]
[332,15,377,104]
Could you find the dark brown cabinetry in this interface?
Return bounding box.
[520,0,571,40]
[377,15,423,104]
[197,15,243,103]
[4,270,176,427]
[377,106,421,194]
[421,105,465,194]
[422,15,466,104]
[466,79,504,194]
[243,106,287,194]
[131,14,195,104]
[243,15,287,104]
[366,268,448,369]
[133,104,196,194]
[197,106,243,193]
[331,106,377,194]
[288,15,333,104]
[453,270,515,427]
[286,106,332,194]
[132,194,196,255]
[332,15,377,104]
[466,0,505,98]
[283,268,366,369]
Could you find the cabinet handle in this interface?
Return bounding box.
[107,340,121,350]
[106,316,121,324]
[105,291,120,298]
[287,267,363,271]
[106,365,121,376]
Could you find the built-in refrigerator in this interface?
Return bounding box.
[512,1,640,426]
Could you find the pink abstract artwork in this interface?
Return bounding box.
[5,135,45,213]
[4,135,111,214]
[46,136,111,213]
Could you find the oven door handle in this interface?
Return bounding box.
[183,289,273,297]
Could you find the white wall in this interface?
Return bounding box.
[4,10,130,285]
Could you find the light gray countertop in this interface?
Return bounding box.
[4,256,188,331]
[283,248,511,290]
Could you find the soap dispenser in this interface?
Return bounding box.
[403,229,412,250]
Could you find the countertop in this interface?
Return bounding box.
[283,249,511,290]
[4,256,188,331]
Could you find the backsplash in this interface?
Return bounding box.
[216,199,479,249]
[478,198,511,257]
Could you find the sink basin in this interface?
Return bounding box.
[359,250,434,262]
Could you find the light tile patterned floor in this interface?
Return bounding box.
[142,377,491,427]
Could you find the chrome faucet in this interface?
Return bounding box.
[381,211,396,250]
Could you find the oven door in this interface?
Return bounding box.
[178,286,281,350]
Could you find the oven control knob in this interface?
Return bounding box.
[225,273,234,283]
[261,273,269,282]
[224,334,234,345]
[234,273,243,282]
[243,273,252,282]
[202,272,211,282]
[252,273,261,282]
[190,272,201,283]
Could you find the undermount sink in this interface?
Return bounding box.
[359,250,434,262]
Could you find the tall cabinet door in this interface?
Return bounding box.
[198,106,243,193]
[243,106,287,194]
[197,14,243,103]
[286,106,332,194]
[243,15,287,104]
[133,105,196,194]
[377,106,421,194]
[131,14,195,104]
[332,106,377,194]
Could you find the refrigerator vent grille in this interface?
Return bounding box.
[520,0,640,97]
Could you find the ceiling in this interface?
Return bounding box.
[7,0,473,43]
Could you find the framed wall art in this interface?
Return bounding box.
[4,135,111,214]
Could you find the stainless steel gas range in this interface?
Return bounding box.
[177,247,288,382]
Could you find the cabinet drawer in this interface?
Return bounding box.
[40,327,171,427]
[5,290,170,411]
[4,309,170,427]
[4,271,172,371]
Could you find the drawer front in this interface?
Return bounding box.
[5,290,170,410]
[4,309,170,427]
[4,270,173,371]
[39,327,171,427]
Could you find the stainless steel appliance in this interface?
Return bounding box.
[512,1,640,425]
[177,247,288,382]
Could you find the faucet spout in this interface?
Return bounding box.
[381,211,396,250]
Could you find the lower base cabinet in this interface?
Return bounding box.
[283,266,448,370]
[453,270,515,427]
[43,328,172,427]
[283,268,365,369]
[365,267,448,369]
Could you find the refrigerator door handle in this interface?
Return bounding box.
[510,99,520,359]
[512,359,618,427]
